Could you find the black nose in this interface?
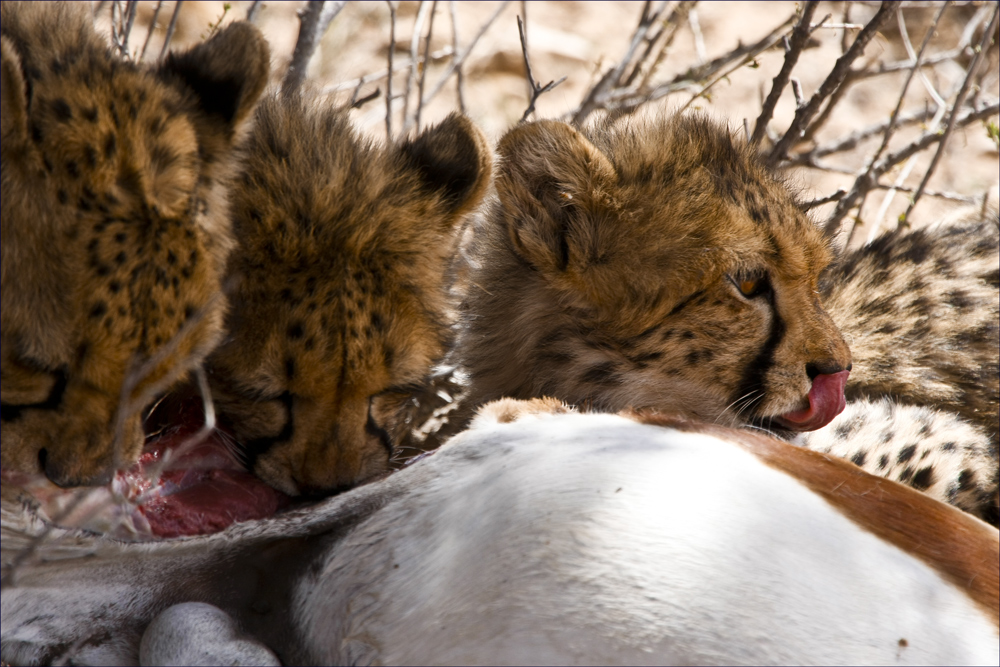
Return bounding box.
[805,361,851,380]
[39,447,114,488]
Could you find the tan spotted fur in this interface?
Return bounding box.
[205,95,492,495]
[0,2,269,486]
[458,115,851,427]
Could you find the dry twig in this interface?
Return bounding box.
[517,15,567,122]
[157,0,183,62]
[768,1,900,168]
[751,2,819,146]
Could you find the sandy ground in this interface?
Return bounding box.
[104,0,999,242]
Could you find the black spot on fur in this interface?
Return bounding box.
[850,451,867,467]
[940,441,956,452]
[56,189,68,205]
[83,144,98,168]
[285,357,296,380]
[89,302,108,319]
[83,106,99,122]
[910,466,934,491]
[104,133,117,159]
[897,444,917,464]
[65,160,80,178]
[877,454,889,470]
[287,322,304,340]
[581,362,620,386]
[51,98,72,122]
[957,469,975,491]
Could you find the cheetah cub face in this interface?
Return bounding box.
[460,116,851,431]
[1,2,269,486]
[207,96,492,496]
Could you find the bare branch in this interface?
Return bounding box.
[121,0,139,57]
[751,1,819,146]
[679,22,798,114]
[246,0,263,23]
[283,2,348,97]
[324,46,453,94]
[802,189,847,211]
[414,1,439,133]
[386,1,397,140]
[822,101,1000,236]
[158,0,184,62]
[571,1,670,126]
[902,4,999,224]
[768,1,900,168]
[351,87,382,109]
[449,0,466,114]
[584,11,796,123]
[138,1,163,62]
[788,105,939,163]
[403,2,433,130]
[421,1,511,109]
[517,15,567,122]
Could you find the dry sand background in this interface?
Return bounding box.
[102,0,999,246]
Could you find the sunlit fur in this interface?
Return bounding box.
[207,95,492,495]
[0,2,269,486]
[458,114,851,428]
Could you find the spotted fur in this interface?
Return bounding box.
[824,216,999,449]
[0,2,269,486]
[458,115,851,428]
[206,94,492,495]
[797,399,997,523]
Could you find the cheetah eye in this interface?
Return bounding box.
[728,272,769,299]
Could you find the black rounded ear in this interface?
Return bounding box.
[399,113,492,218]
[159,21,271,131]
[0,36,28,145]
[495,120,617,273]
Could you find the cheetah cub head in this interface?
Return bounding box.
[459,115,851,432]
[0,2,269,486]
[207,95,492,496]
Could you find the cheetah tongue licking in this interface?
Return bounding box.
[774,370,849,431]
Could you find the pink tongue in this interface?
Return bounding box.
[775,370,849,431]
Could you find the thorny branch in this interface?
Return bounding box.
[767,1,901,168]
[751,2,818,146]
[902,4,999,223]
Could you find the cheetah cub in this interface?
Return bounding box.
[206,94,492,496]
[1,2,269,487]
[459,115,851,432]
[457,115,996,520]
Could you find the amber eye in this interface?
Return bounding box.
[729,272,768,298]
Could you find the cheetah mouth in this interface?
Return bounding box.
[771,370,849,432]
[2,397,292,541]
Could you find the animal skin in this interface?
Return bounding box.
[2,401,997,665]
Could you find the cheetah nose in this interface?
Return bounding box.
[39,448,114,488]
[775,370,849,431]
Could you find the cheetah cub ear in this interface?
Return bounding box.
[398,113,493,220]
[0,36,28,145]
[496,120,617,274]
[158,21,270,147]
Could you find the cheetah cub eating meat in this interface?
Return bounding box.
[1,2,269,487]
[206,95,492,496]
